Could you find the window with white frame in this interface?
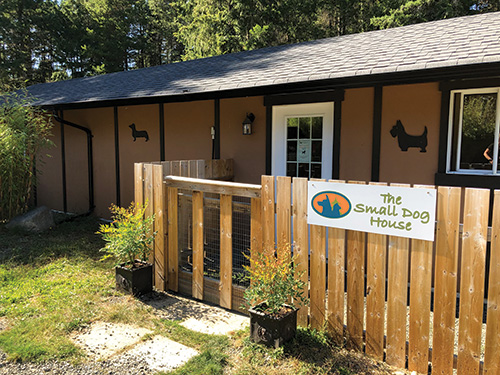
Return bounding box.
[447,88,500,174]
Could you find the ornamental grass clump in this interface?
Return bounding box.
[243,244,308,315]
[97,202,155,268]
[0,91,53,221]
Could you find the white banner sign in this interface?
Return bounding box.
[307,181,437,241]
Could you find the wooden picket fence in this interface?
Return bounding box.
[134,166,500,375]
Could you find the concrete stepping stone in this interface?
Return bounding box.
[180,308,248,335]
[71,322,151,359]
[121,335,198,373]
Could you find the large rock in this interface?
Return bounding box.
[5,206,55,232]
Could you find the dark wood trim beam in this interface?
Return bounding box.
[371,86,383,182]
[214,99,220,160]
[159,104,165,161]
[333,100,342,179]
[114,106,121,206]
[264,89,345,106]
[265,105,272,175]
[435,173,500,190]
[60,110,68,213]
[440,76,500,91]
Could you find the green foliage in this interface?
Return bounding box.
[0,91,54,221]
[0,216,111,362]
[157,320,229,375]
[1,0,499,89]
[97,202,155,266]
[462,93,497,140]
[242,244,308,315]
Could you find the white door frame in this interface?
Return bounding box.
[271,102,334,179]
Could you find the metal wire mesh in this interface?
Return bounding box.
[232,197,251,287]
[177,192,251,287]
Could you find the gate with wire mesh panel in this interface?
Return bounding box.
[164,176,261,313]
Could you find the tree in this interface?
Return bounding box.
[371,0,498,29]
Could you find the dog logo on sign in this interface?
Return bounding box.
[311,191,352,219]
[390,120,427,152]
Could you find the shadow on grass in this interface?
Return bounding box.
[237,327,394,375]
[0,215,105,266]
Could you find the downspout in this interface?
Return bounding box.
[52,112,95,215]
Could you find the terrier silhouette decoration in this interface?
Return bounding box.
[390,120,427,152]
[129,123,149,142]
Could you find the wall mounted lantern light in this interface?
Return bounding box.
[242,113,255,135]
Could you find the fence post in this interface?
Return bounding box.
[220,194,232,309]
[276,176,291,261]
[134,163,144,207]
[261,176,275,251]
[365,181,387,360]
[292,177,309,327]
[192,190,204,300]
[346,181,366,351]
[432,186,461,375]
[153,164,166,291]
[408,184,434,373]
[144,164,154,265]
[484,189,500,374]
[167,186,179,292]
[457,188,489,375]
[385,183,410,368]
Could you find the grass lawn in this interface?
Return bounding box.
[0,215,396,374]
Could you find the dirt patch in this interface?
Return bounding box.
[0,317,8,332]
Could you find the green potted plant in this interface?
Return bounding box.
[98,202,155,296]
[243,243,308,348]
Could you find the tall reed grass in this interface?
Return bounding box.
[0,92,53,221]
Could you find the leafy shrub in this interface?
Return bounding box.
[0,91,53,221]
[97,202,155,267]
[242,243,308,315]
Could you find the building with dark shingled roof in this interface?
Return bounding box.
[25,11,500,217]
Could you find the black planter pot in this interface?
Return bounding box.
[248,303,298,348]
[115,261,153,296]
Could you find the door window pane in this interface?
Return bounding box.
[287,118,298,139]
[287,140,297,162]
[298,163,309,178]
[299,117,311,138]
[311,163,322,178]
[286,116,323,178]
[312,117,322,138]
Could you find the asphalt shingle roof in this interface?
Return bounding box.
[26,12,500,106]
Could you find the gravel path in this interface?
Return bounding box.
[0,350,154,375]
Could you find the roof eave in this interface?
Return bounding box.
[40,61,500,111]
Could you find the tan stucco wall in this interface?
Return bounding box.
[339,87,374,182]
[118,105,160,210]
[64,108,115,217]
[164,101,214,161]
[379,82,441,185]
[220,96,266,184]
[36,118,63,212]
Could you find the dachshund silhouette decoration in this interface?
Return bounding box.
[129,123,149,142]
[390,120,427,152]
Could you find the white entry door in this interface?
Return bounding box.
[272,102,334,179]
